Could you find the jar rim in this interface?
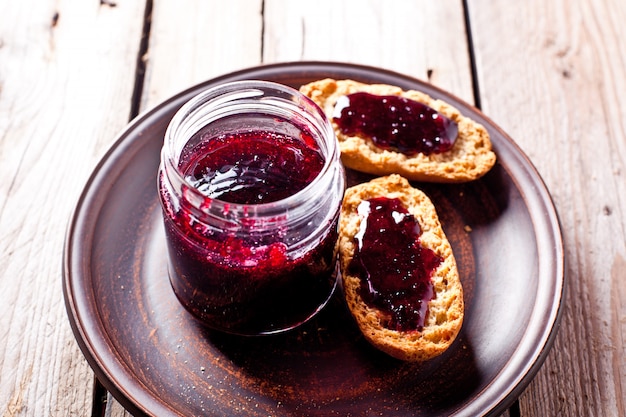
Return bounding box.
[161,79,342,224]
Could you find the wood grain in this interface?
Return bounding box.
[141,0,263,109]
[0,0,146,415]
[263,0,475,105]
[468,0,626,415]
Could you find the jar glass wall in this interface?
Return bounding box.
[158,80,346,335]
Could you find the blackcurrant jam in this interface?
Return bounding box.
[158,81,346,335]
[183,130,324,204]
[348,197,442,332]
[333,92,458,156]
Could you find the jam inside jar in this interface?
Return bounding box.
[158,81,346,335]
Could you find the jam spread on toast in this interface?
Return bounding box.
[348,197,442,332]
[333,92,457,156]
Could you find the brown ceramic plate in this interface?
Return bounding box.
[63,62,564,417]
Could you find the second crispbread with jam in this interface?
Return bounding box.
[338,174,464,361]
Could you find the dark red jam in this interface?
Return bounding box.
[333,92,458,156]
[182,130,324,204]
[348,197,442,332]
[160,130,338,334]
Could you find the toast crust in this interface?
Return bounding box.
[300,78,496,183]
[338,174,464,361]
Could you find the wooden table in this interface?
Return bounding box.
[1,1,624,416]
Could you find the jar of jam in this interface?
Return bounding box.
[158,80,346,335]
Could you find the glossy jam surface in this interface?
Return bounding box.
[183,130,324,204]
[160,130,337,334]
[348,197,442,332]
[333,92,458,156]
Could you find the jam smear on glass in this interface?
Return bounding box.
[348,197,442,332]
[160,129,338,334]
[333,92,458,156]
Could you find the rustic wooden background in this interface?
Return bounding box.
[0,0,624,416]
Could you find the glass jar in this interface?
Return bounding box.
[158,80,346,335]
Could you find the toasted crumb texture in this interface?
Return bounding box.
[300,78,496,183]
[338,174,464,361]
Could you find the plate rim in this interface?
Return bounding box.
[63,60,565,417]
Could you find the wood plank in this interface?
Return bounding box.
[263,0,475,104]
[468,0,626,415]
[140,0,264,110]
[0,0,147,415]
[105,392,133,417]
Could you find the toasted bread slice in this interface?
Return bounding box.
[300,78,496,183]
[338,174,464,361]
